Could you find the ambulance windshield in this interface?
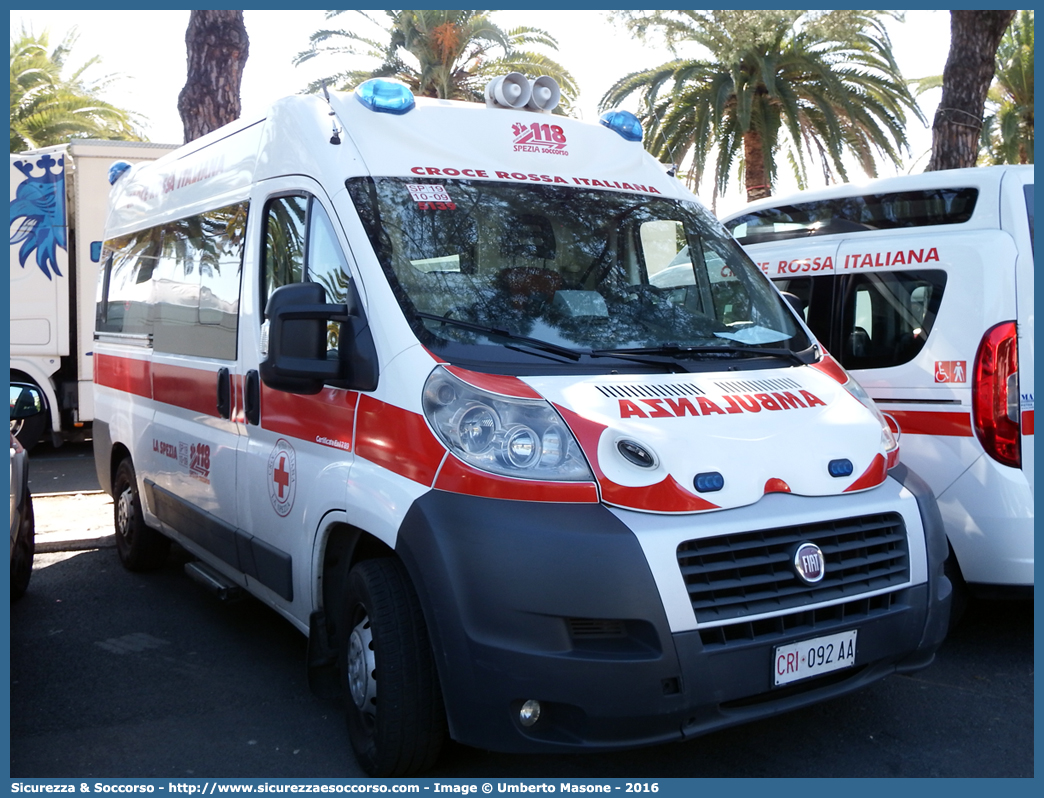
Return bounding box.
[347,177,812,368]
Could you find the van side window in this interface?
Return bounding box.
[261,196,350,308]
[727,189,979,246]
[838,270,946,370]
[261,195,351,352]
[307,202,350,305]
[262,196,307,312]
[96,230,161,336]
[96,203,247,361]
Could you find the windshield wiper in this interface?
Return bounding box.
[592,344,809,366]
[416,312,582,361]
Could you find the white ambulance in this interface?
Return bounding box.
[722,166,1033,609]
[92,76,950,775]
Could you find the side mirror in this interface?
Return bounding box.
[260,282,347,395]
[10,383,45,420]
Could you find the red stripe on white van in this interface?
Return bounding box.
[553,404,719,513]
[444,366,543,399]
[602,475,720,513]
[354,394,446,485]
[262,384,359,451]
[152,363,221,417]
[1022,410,1034,435]
[887,409,973,437]
[434,455,598,503]
[844,454,887,492]
[94,353,152,397]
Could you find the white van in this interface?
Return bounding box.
[93,76,950,775]
[722,167,1033,605]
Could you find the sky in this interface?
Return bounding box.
[10,9,951,217]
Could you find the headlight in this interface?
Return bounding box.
[423,366,593,481]
[842,372,899,461]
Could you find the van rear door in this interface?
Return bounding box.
[1000,169,1034,493]
[832,228,1018,499]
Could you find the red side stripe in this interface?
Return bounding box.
[887,409,973,437]
[262,385,359,451]
[94,353,152,398]
[1022,410,1034,436]
[152,363,221,418]
[354,395,446,485]
[435,456,598,503]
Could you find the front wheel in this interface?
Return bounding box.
[113,458,170,571]
[341,558,446,776]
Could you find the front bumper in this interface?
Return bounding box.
[395,464,950,753]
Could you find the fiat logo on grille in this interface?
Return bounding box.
[793,542,825,585]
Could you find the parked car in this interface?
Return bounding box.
[11,383,44,600]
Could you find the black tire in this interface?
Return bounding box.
[341,558,446,776]
[113,458,170,571]
[11,494,35,601]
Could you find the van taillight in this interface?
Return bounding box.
[972,321,1020,468]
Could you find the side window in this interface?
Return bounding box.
[307,202,350,304]
[261,194,352,352]
[96,230,162,336]
[97,203,246,360]
[838,270,947,370]
[307,202,351,351]
[262,195,307,313]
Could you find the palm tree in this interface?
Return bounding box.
[10,27,143,152]
[600,10,922,203]
[178,10,250,144]
[926,10,1015,172]
[295,10,577,112]
[980,10,1033,165]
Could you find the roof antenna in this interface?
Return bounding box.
[322,81,342,145]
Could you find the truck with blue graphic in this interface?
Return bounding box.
[10,140,175,447]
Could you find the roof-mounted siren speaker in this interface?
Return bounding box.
[485,72,532,109]
[526,76,560,113]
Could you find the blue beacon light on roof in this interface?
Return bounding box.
[355,79,416,115]
[599,109,643,142]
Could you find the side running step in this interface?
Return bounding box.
[184,560,244,601]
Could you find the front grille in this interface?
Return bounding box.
[677,512,909,624]
[699,590,908,649]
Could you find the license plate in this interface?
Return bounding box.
[773,630,857,686]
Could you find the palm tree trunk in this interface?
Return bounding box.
[926,10,1015,172]
[177,10,249,144]
[743,130,772,202]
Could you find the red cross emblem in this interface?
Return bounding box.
[274,455,290,498]
[267,439,297,517]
